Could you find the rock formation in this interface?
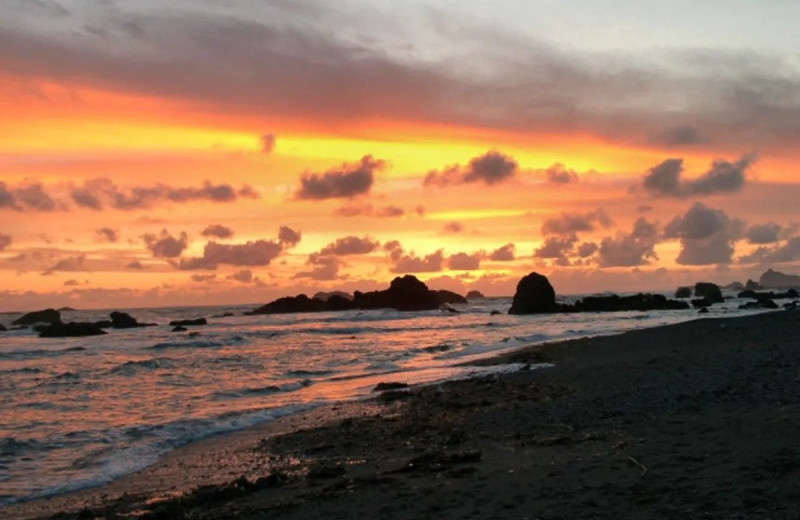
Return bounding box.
[38,321,107,337]
[12,309,61,326]
[509,272,689,315]
[760,269,800,289]
[508,273,559,314]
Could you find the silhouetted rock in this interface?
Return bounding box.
[490,310,502,316]
[92,320,113,329]
[373,382,409,392]
[509,272,689,315]
[248,277,454,315]
[698,307,709,314]
[466,290,485,300]
[571,293,689,312]
[694,283,723,304]
[12,308,61,326]
[692,298,712,309]
[435,290,468,305]
[57,306,77,312]
[246,295,328,315]
[0,323,6,331]
[738,289,799,300]
[353,276,441,311]
[110,311,140,329]
[313,291,353,302]
[172,326,188,332]
[739,298,778,310]
[784,301,799,309]
[760,269,800,289]
[508,272,559,315]
[325,294,355,311]
[745,279,762,291]
[723,281,744,291]
[675,286,692,298]
[39,321,107,338]
[168,318,207,327]
[212,312,235,318]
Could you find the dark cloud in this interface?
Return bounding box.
[238,185,260,199]
[228,269,255,283]
[190,274,216,282]
[0,182,59,211]
[489,243,515,261]
[448,252,483,270]
[96,227,118,242]
[319,235,379,256]
[261,133,276,154]
[278,226,302,247]
[535,234,578,259]
[745,222,783,244]
[63,279,80,286]
[333,204,405,218]
[443,221,464,234]
[166,182,237,203]
[0,233,12,251]
[143,230,189,258]
[545,163,578,184]
[376,205,406,218]
[746,237,800,264]
[664,203,743,265]
[295,254,341,281]
[637,205,654,213]
[641,154,755,198]
[17,183,58,211]
[391,249,444,274]
[68,178,260,210]
[652,126,709,147]
[0,183,17,210]
[424,151,518,188]
[577,242,598,258]
[126,260,144,269]
[541,209,613,235]
[383,240,404,261]
[201,224,234,239]
[46,254,86,273]
[596,218,659,267]
[295,155,384,200]
[175,240,283,270]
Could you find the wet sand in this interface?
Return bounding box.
[6,309,800,519]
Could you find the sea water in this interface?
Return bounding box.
[0,294,773,505]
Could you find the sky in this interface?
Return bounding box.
[1,0,800,311]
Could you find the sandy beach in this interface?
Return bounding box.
[6,309,800,519]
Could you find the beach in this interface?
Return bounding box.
[6,308,800,519]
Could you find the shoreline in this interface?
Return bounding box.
[6,309,800,519]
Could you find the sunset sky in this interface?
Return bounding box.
[2,0,800,311]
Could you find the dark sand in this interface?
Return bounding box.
[6,310,800,519]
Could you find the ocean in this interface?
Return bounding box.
[0,293,774,505]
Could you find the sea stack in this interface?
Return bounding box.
[508,272,559,314]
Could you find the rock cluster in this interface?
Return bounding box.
[247,276,465,315]
[509,272,689,315]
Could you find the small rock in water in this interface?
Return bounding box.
[171,326,188,332]
[169,318,207,327]
[373,382,409,392]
